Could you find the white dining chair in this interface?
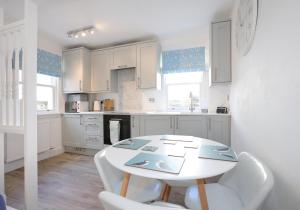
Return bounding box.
[99,191,188,210]
[184,152,274,210]
[94,149,163,203]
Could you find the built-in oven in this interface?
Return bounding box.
[103,114,131,145]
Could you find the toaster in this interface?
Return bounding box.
[216,107,228,114]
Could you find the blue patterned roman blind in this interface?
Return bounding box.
[162,47,206,74]
[37,49,62,77]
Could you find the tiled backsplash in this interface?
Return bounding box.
[88,69,229,112]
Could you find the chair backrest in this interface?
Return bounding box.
[99,191,187,210]
[219,152,274,210]
[94,149,123,192]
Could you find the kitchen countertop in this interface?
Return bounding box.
[63,111,231,116]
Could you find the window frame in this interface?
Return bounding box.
[36,74,59,114]
[164,73,202,112]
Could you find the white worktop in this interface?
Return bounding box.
[63,111,231,116]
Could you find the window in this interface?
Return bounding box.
[37,74,59,112]
[165,72,203,111]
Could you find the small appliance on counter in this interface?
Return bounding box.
[93,100,101,111]
[103,99,114,111]
[216,106,229,114]
[65,93,89,113]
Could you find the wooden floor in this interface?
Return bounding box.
[5,153,186,210]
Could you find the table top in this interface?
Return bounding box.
[105,135,237,180]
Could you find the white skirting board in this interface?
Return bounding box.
[4,147,64,173]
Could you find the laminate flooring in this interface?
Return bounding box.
[5,153,186,210]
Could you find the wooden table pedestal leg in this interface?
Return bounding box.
[197,179,209,210]
[162,184,171,202]
[120,173,131,197]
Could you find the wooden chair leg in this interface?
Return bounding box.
[120,173,131,197]
[197,179,209,210]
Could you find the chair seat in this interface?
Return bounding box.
[185,183,243,210]
[113,175,162,203]
[152,201,187,209]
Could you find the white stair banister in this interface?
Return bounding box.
[0,6,5,196]
[24,1,38,209]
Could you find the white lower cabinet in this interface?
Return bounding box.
[6,115,63,163]
[174,116,208,139]
[131,115,140,138]
[207,115,231,146]
[138,114,230,145]
[63,115,84,147]
[37,119,51,153]
[63,114,104,150]
[140,115,174,136]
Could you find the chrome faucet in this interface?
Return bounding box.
[189,92,195,112]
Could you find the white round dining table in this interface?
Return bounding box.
[105,135,237,210]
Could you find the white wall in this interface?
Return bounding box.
[230,1,300,210]
[38,30,62,55]
[92,27,231,112]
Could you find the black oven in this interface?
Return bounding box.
[103,114,131,145]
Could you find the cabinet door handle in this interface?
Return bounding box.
[214,68,217,81]
[137,77,140,88]
[79,80,82,91]
[132,117,135,128]
[176,117,179,129]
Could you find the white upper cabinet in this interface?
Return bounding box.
[207,115,231,146]
[91,49,117,92]
[174,116,208,139]
[210,20,231,84]
[136,41,161,89]
[63,47,91,93]
[112,45,137,70]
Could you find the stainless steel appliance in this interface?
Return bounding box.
[65,93,89,113]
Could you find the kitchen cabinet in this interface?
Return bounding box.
[174,116,208,139]
[6,115,63,163]
[210,20,231,84]
[136,41,161,89]
[140,115,174,136]
[207,115,231,146]
[131,115,140,138]
[50,117,62,149]
[63,114,104,150]
[112,45,137,70]
[37,119,51,153]
[91,50,117,92]
[82,115,104,150]
[63,47,91,92]
[62,115,84,147]
[139,114,230,145]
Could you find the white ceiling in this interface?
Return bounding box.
[1,0,235,48]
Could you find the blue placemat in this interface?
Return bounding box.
[113,139,151,150]
[199,145,238,162]
[125,152,185,174]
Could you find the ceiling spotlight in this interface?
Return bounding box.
[67,26,96,39]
